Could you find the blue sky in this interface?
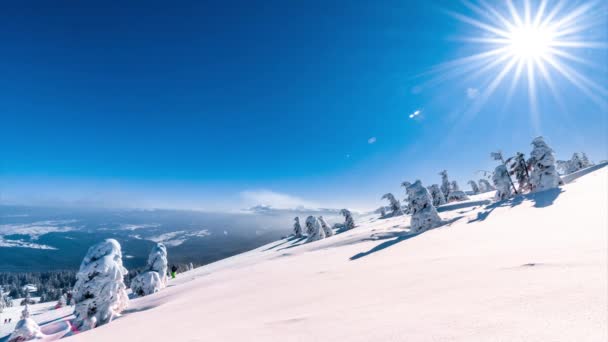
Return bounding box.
[1,0,606,211]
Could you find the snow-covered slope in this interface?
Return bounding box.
[58,167,606,341]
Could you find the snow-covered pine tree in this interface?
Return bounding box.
[406,180,442,232]
[72,239,129,331]
[556,160,569,175]
[318,216,334,237]
[580,152,593,167]
[492,150,518,194]
[56,294,67,308]
[468,180,480,194]
[448,181,469,201]
[566,153,584,173]
[340,209,356,230]
[439,170,451,199]
[305,215,315,235]
[293,217,303,238]
[492,164,512,200]
[131,242,169,297]
[478,179,494,192]
[506,152,531,192]
[8,298,42,342]
[427,184,446,207]
[189,262,194,271]
[400,181,412,214]
[381,193,403,216]
[305,216,325,242]
[377,206,387,218]
[528,136,562,192]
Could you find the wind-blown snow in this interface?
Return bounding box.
[36,167,608,341]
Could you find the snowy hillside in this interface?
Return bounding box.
[6,166,608,341]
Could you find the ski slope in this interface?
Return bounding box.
[14,166,608,341]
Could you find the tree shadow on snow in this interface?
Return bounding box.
[349,217,463,261]
[275,236,308,252]
[262,235,300,251]
[468,188,563,223]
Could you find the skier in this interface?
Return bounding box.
[171,265,178,279]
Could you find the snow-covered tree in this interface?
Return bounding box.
[467,180,480,194]
[72,239,129,331]
[427,184,446,207]
[131,243,169,297]
[8,303,43,342]
[305,216,325,242]
[400,181,412,214]
[439,170,451,199]
[447,181,469,202]
[406,180,442,232]
[381,193,403,216]
[56,294,67,308]
[556,160,569,175]
[566,152,584,174]
[377,206,387,217]
[506,152,531,192]
[478,179,494,192]
[188,262,194,271]
[528,137,562,192]
[318,216,334,237]
[293,217,303,238]
[492,150,518,194]
[492,164,512,200]
[340,209,355,230]
[580,152,593,167]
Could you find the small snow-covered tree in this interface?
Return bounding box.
[131,243,169,297]
[293,217,303,238]
[72,239,129,331]
[468,180,480,194]
[406,180,442,232]
[478,179,494,192]
[556,160,569,175]
[400,181,412,214]
[580,152,593,167]
[439,170,451,199]
[318,216,334,237]
[492,164,512,200]
[491,150,518,194]
[305,216,325,242]
[8,303,43,342]
[381,193,403,216]
[56,294,67,308]
[506,152,531,192]
[188,262,194,271]
[447,180,469,202]
[565,153,584,174]
[528,136,562,192]
[377,206,387,217]
[427,184,446,207]
[340,209,355,230]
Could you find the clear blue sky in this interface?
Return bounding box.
[1,0,606,211]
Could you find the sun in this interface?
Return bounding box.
[507,25,555,60]
[428,0,607,126]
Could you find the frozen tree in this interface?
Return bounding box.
[131,243,168,297]
[491,150,518,194]
[188,262,194,271]
[427,184,446,207]
[566,153,584,174]
[556,160,569,175]
[492,164,512,200]
[293,217,303,238]
[580,152,593,167]
[528,137,562,192]
[340,209,355,230]
[439,170,451,199]
[381,193,403,216]
[377,206,387,218]
[72,239,129,331]
[56,294,67,308]
[447,181,469,202]
[400,181,412,214]
[8,303,43,342]
[478,179,494,192]
[506,152,531,192]
[318,216,334,237]
[406,181,442,232]
[131,272,163,297]
[305,216,325,242]
[467,180,480,194]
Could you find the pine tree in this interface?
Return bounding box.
[528,137,562,192]
[468,180,480,194]
[439,170,451,199]
[478,179,494,192]
[506,152,531,192]
[340,209,356,230]
[305,216,325,242]
[491,150,518,194]
[580,152,593,167]
[318,216,334,237]
[427,184,446,207]
[131,243,168,297]
[400,181,412,214]
[381,193,403,216]
[406,180,442,232]
[8,294,43,342]
[493,164,512,200]
[293,217,303,238]
[72,239,129,331]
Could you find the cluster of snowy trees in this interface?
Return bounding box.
[8,294,43,342]
[292,209,355,242]
[131,243,168,297]
[0,271,76,304]
[557,152,594,175]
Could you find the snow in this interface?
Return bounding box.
[6,166,607,341]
